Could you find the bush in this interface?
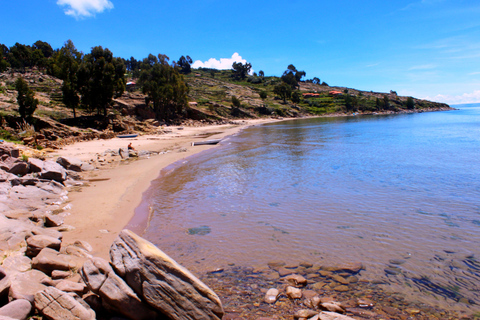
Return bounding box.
[231,96,241,108]
[259,91,267,100]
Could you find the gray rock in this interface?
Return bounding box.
[39,161,66,183]
[31,225,63,240]
[0,299,32,320]
[44,213,64,227]
[8,162,29,176]
[55,280,87,294]
[110,229,224,320]
[28,158,44,173]
[8,269,49,303]
[56,157,83,172]
[32,248,85,275]
[1,255,32,274]
[34,286,95,320]
[26,235,62,257]
[51,270,72,280]
[81,258,157,320]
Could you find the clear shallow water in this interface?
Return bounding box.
[136,104,480,311]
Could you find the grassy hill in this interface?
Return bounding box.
[0,68,451,147]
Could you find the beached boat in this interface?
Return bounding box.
[191,139,222,146]
[117,134,138,138]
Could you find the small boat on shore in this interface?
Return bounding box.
[192,139,222,146]
[117,134,138,138]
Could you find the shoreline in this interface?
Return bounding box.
[55,107,455,259]
[55,119,280,259]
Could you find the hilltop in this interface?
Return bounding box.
[0,67,450,149]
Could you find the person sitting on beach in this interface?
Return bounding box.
[128,143,135,151]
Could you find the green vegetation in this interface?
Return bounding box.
[15,77,38,121]
[139,54,189,121]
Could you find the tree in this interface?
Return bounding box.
[383,95,390,110]
[8,43,33,71]
[259,70,264,78]
[139,54,189,121]
[232,62,252,80]
[291,91,301,104]
[406,97,415,110]
[15,77,38,121]
[274,82,292,103]
[281,64,306,89]
[176,55,193,74]
[33,40,53,58]
[48,40,83,118]
[78,46,126,117]
[312,77,320,84]
[0,44,9,72]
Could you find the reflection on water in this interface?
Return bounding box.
[136,104,480,313]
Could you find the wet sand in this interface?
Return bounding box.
[51,120,278,259]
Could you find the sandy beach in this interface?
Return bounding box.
[51,119,277,259]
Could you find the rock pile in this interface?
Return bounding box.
[0,141,225,319]
[0,228,224,320]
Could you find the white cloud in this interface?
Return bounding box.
[192,53,252,72]
[57,0,113,18]
[424,90,480,105]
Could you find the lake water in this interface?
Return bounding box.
[135,104,480,313]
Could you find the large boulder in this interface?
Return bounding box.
[80,257,157,320]
[8,269,50,303]
[26,234,62,257]
[34,286,95,320]
[28,158,44,173]
[32,248,85,275]
[39,161,66,183]
[110,229,224,320]
[0,299,32,320]
[8,161,29,176]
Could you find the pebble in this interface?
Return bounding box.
[264,288,279,304]
[286,286,302,299]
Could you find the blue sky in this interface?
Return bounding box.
[2,0,480,105]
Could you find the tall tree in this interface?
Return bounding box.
[176,55,193,74]
[8,43,33,71]
[33,40,53,58]
[139,54,189,121]
[274,82,292,103]
[406,97,415,110]
[78,46,126,117]
[0,44,9,72]
[281,64,306,89]
[15,77,38,121]
[49,40,83,118]
[232,62,252,80]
